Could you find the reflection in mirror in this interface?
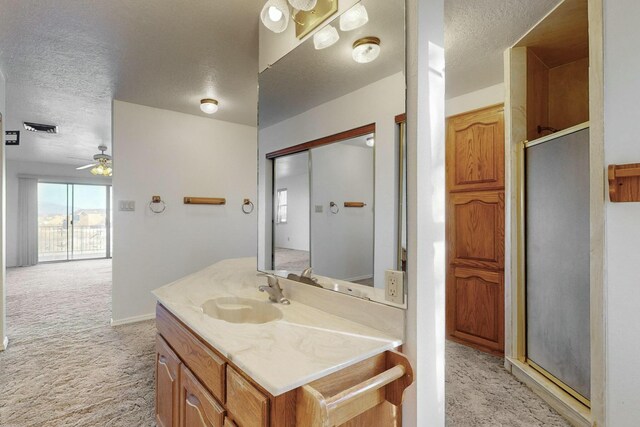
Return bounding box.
[258,0,406,308]
[310,132,374,285]
[273,152,310,271]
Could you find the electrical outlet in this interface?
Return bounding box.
[385,269,404,304]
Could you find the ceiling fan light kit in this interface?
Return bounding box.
[77,144,113,177]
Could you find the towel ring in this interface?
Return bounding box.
[149,196,166,214]
[329,201,339,214]
[242,199,254,214]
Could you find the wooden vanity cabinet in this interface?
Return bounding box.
[156,303,412,427]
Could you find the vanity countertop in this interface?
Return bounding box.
[152,257,403,397]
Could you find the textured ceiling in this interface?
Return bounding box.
[259,0,405,129]
[0,0,564,165]
[0,0,260,165]
[445,0,561,98]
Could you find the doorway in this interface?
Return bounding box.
[37,183,112,262]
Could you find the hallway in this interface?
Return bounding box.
[0,260,155,426]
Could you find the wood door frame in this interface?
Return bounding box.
[503,1,605,426]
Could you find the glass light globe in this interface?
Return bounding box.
[200,99,219,114]
[288,0,317,11]
[313,25,339,50]
[340,4,369,31]
[352,37,381,64]
[260,0,290,33]
[366,137,375,147]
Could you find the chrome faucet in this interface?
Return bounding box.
[258,274,290,305]
[287,267,322,288]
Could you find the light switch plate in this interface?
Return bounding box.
[385,269,404,304]
[119,200,135,211]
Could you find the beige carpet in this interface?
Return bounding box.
[446,340,571,426]
[0,260,156,427]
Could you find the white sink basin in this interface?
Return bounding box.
[201,297,283,324]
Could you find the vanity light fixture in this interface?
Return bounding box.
[366,137,375,147]
[261,0,338,39]
[200,98,219,114]
[313,24,340,50]
[288,0,317,11]
[339,4,369,31]
[260,0,291,33]
[352,37,381,63]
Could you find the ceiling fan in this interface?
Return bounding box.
[76,145,113,176]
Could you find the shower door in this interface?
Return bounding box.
[525,125,590,404]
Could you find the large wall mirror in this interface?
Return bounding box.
[258,0,406,308]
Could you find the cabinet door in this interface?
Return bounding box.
[447,267,504,352]
[179,365,225,427]
[156,334,181,427]
[448,191,504,270]
[446,105,505,192]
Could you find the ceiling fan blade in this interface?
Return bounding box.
[76,163,97,170]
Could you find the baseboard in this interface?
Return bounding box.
[110,312,155,327]
[507,357,591,427]
[1,336,8,351]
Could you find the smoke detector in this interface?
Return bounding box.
[23,122,58,134]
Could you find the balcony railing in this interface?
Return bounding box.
[38,225,108,261]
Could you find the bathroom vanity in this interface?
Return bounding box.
[153,259,412,427]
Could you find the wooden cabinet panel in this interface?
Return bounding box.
[157,305,226,403]
[226,367,269,427]
[156,334,181,427]
[447,267,504,352]
[224,418,238,427]
[447,105,505,192]
[448,191,505,270]
[179,365,225,427]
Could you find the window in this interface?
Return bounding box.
[276,189,288,224]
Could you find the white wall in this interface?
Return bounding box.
[0,67,7,349]
[604,1,640,424]
[111,101,257,323]
[274,169,309,251]
[5,160,111,268]
[445,83,504,117]
[403,0,445,424]
[311,142,374,281]
[259,0,359,72]
[259,72,405,288]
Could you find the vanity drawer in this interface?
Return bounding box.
[157,304,226,403]
[226,367,269,427]
[180,364,225,427]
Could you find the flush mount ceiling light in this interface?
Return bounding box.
[288,0,317,11]
[366,137,375,147]
[340,4,369,31]
[352,37,381,64]
[200,99,219,114]
[313,24,339,50]
[23,122,58,134]
[260,0,291,33]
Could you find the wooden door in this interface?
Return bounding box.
[446,105,505,355]
[179,365,225,427]
[156,334,181,427]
